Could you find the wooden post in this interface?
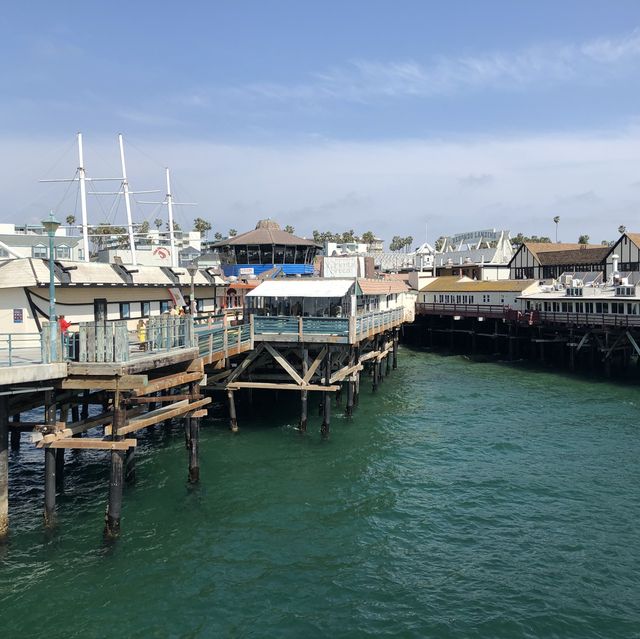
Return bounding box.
[372,357,379,392]
[43,391,57,527]
[188,416,200,483]
[56,404,69,491]
[10,414,20,451]
[354,372,360,407]
[81,389,89,420]
[105,401,126,538]
[300,348,308,433]
[0,396,8,540]
[346,347,355,417]
[392,331,398,369]
[227,390,238,432]
[321,349,331,438]
[71,403,80,422]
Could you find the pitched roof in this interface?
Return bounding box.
[212,219,318,248]
[357,278,408,295]
[624,233,640,249]
[536,246,610,266]
[421,276,537,293]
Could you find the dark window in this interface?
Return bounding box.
[119,303,130,319]
[160,300,170,313]
[196,298,204,313]
[141,301,150,317]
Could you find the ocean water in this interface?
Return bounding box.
[1,348,639,638]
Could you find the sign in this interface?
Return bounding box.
[167,287,186,308]
[449,229,504,244]
[13,308,23,323]
[238,267,255,276]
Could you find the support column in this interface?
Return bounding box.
[43,391,57,527]
[372,358,379,392]
[56,404,69,492]
[300,348,308,432]
[386,345,391,375]
[10,414,20,451]
[0,397,9,540]
[105,400,125,538]
[188,416,200,483]
[227,390,238,432]
[81,389,89,420]
[392,331,398,369]
[321,349,331,438]
[354,372,360,407]
[346,348,355,418]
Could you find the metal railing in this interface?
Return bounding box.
[534,311,640,328]
[416,302,508,318]
[195,323,251,358]
[0,332,43,366]
[355,308,404,339]
[144,316,197,355]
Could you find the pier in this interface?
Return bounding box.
[0,305,405,539]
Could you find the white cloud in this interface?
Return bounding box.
[2,126,640,247]
[224,29,640,104]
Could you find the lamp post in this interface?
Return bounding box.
[42,211,61,361]
[187,261,199,315]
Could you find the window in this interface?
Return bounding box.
[32,244,47,258]
[141,301,150,317]
[119,302,130,319]
[611,302,624,314]
[160,300,170,313]
[0,247,8,258]
[196,298,204,313]
[78,249,84,261]
[595,302,609,314]
[585,302,593,313]
[55,245,70,259]
[552,302,560,312]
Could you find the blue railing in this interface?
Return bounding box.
[0,332,43,367]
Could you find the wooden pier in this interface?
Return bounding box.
[0,308,404,540]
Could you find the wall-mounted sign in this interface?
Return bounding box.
[13,308,23,323]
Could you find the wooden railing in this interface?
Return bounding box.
[416,302,508,318]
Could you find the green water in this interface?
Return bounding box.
[2,349,640,638]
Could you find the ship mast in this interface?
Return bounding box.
[77,133,90,262]
[118,134,137,267]
[165,167,177,268]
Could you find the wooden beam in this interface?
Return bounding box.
[226,344,265,383]
[111,398,211,436]
[330,363,363,384]
[227,382,340,392]
[131,371,203,397]
[58,374,148,390]
[50,438,137,450]
[125,394,199,404]
[302,347,327,384]
[205,369,234,383]
[263,343,304,385]
[626,331,640,357]
[575,332,591,352]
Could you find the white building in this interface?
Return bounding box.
[0,223,84,261]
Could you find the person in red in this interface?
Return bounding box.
[58,315,71,334]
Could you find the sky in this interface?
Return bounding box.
[1,0,640,246]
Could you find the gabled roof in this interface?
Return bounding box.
[247,278,354,298]
[511,242,609,267]
[212,219,319,248]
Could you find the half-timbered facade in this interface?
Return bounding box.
[604,233,640,275]
[509,242,609,280]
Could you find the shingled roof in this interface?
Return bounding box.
[535,246,610,266]
[212,219,318,247]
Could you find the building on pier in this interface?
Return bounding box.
[509,242,610,280]
[212,219,321,277]
[0,258,228,336]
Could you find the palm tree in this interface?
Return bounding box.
[229,228,238,237]
[284,225,295,234]
[553,216,560,242]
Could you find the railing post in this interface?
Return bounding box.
[7,335,11,367]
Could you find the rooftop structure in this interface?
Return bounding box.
[213,219,320,277]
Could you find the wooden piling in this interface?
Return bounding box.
[321,349,331,438]
[392,331,398,370]
[299,348,308,432]
[105,402,126,538]
[228,390,238,432]
[43,391,57,527]
[0,396,8,540]
[188,417,200,483]
[10,414,20,451]
[56,404,69,491]
[81,390,89,421]
[124,447,136,484]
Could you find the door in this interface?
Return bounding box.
[94,298,107,323]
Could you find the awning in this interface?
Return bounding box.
[247,279,355,298]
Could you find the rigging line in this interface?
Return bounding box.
[124,136,166,170]
[53,169,79,212]
[37,135,78,181]
[87,178,112,224]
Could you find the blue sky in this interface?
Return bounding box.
[2,1,640,245]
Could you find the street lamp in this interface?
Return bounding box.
[41,211,61,361]
[187,261,199,315]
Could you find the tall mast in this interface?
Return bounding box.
[77,133,90,262]
[165,167,177,268]
[118,134,137,266]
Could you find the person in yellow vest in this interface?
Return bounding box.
[136,319,147,351]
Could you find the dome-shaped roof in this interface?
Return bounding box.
[255,219,281,231]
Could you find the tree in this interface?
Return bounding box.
[553,215,560,242]
[284,225,295,234]
[389,236,404,252]
[139,220,150,234]
[511,233,552,247]
[618,225,626,235]
[166,221,181,232]
[90,222,127,255]
[434,236,445,251]
[66,215,76,226]
[229,228,237,237]
[154,218,163,231]
[214,232,223,241]
[341,229,357,243]
[578,234,590,244]
[193,217,212,238]
[361,231,375,246]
